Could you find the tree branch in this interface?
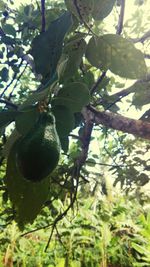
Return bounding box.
[45,113,94,251]
[131,30,150,43]
[90,71,106,95]
[41,0,46,32]
[98,74,150,109]
[116,0,125,35]
[144,53,150,59]
[0,99,18,109]
[87,105,150,140]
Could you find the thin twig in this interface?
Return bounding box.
[144,53,150,59]
[44,178,79,251]
[90,71,106,95]
[85,160,135,168]
[73,0,96,36]
[0,99,18,109]
[116,0,125,35]
[0,59,24,98]
[45,113,94,251]
[8,63,28,100]
[0,73,17,98]
[131,30,150,43]
[55,225,66,249]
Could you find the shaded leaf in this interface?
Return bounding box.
[31,11,72,83]
[0,51,3,59]
[86,34,147,79]
[65,0,94,22]
[3,129,21,158]
[2,24,16,37]
[15,106,39,135]
[63,35,86,79]
[0,110,19,130]
[22,87,50,106]
[6,141,49,228]
[53,82,90,112]
[132,82,150,108]
[92,0,116,20]
[0,67,9,82]
[1,35,16,45]
[52,105,75,152]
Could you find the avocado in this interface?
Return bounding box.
[16,112,60,182]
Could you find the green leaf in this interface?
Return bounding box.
[92,0,116,20]
[2,24,16,37]
[0,51,3,59]
[52,105,75,152]
[86,158,96,167]
[0,67,9,82]
[15,106,39,135]
[69,142,81,160]
[131,242,150,256]
[65,0,94,22]
[86,34,147,79]
[0,0,5,9]
[1,35,16,45]
[31,11,72,82]
[6,141,49,228]
[3,129,21,158]
[63,35,86,79]
[24,4,34,16]
[22,87,50,106]
[0,110,19,130]
[52,82,90,112]
[132,81,150,108]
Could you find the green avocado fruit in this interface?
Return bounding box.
[16,112,60,182]
[6,140,50,227]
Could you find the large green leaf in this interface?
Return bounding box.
[31,11,72,83]
[92,0,116,20]
[6,141,49,228]
[0,110,19,130]
[132,82,150,108]
[3,129,21,158]
[52,105,75,152]
[15,106,39,135]
[52,82,90,112]
[86,34,147,79]
[22,87,50,106]
[2,24,16,37]
[65,0,94,22]
[63,35,86,79]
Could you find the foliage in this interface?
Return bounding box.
[0,0,150,265]
[0,191,150,267]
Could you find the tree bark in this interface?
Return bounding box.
[87,106,150,140]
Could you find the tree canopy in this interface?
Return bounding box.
[0,0,150,233]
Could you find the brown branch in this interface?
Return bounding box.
[73,0,96,36]
[0,99,17,109]
[45,112,94,251]
[41,0,46,32]
[131,30,150,43]
[87,105,150,140]
[116,0,125,35]
[98,74,150,110]
[144,54,150,59]
[90,71,106,95]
